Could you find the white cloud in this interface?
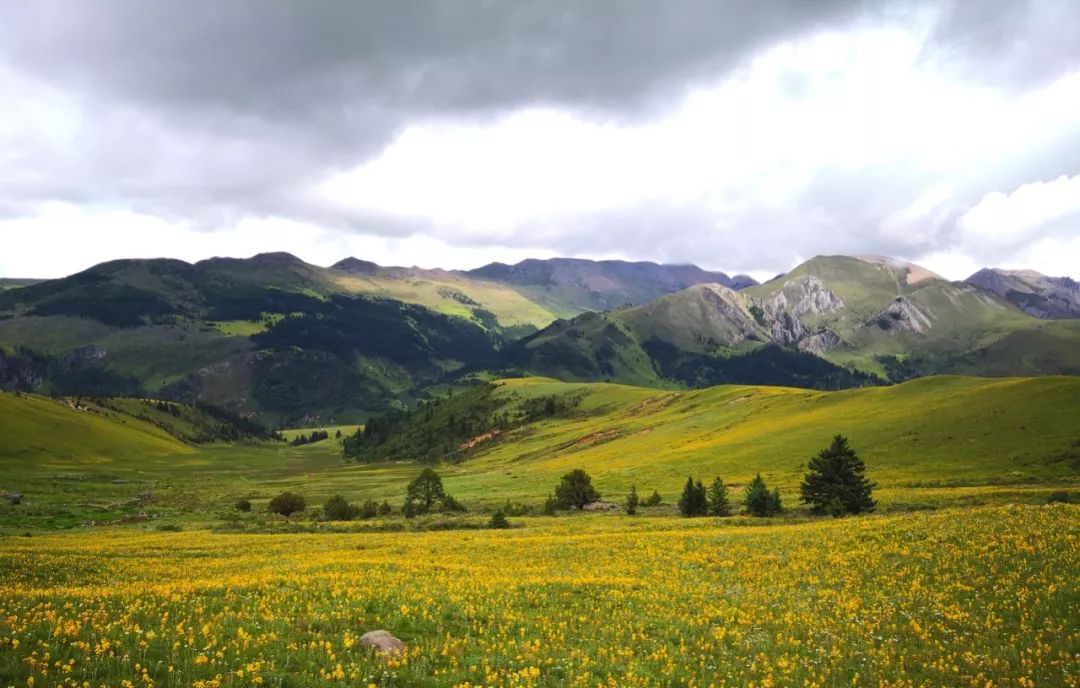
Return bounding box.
[958,174,1080,242]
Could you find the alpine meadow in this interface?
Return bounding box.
[2,2,1079,688]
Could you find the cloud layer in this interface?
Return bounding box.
[0,0,1077,280]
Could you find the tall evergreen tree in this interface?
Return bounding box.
[800,435,876,515]
[708,477,732,516]
[678,477,708,517]
[625,484,640,515]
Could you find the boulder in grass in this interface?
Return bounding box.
[359,630,405,656]
[582,501,621,512]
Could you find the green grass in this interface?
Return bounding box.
[2,375,1078,532]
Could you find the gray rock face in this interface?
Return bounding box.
[868,297,933,334]
[783,276,845,316]
[797,330,845,355]
[359,630,405,656]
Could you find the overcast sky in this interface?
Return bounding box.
[1,0,1078,281]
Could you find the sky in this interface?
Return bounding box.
[1,0,1078,282]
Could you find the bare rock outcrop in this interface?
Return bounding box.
[868,297,933,334]
[797,330,845,355]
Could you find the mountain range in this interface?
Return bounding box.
[0,252,1076,423]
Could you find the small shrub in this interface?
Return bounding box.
[542,494,558,516]
[359,499,379,519]
[440,495,467,513]
[235,499,252,513]
[156,524,182,532]
[1047,491,1072,504]
[378,500,392,516]
[488,510,510,529]
[644,490,662,507]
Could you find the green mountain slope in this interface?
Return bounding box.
[516,255,1080,387]
[0,255,508,423]
[0,391,193,468]
[345,375,1080,506]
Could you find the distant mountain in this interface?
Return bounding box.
[965,268,1080,319]
[0,253,756,421]
[512,255,1080,386]
[0,254,509,423]
[468,257,757,317]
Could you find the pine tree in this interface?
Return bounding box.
[744,474,780,517]
[800,435,876,515]
[625,484,640,515]
[708,477,731,516]
[678,477,708,517]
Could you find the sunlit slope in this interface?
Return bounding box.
[435,375,1080,502]
[0,391,192,470]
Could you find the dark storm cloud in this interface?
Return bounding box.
[0,0,865,221]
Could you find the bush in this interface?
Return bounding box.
[542,494,558,516]
[555,469,600,509]
[625,484,639,515]
[745,475,781,517]
[1047,491,1072,504]
[323,494,360,521]
[488,510,510,529]
[235,498,252,513]
[678,477,708,517]
[440,494,467,513]
[378,500,392,516]
[644,490,662,507]
[359,499,380,519]
[800,435,876,515]
[268,491,306,520]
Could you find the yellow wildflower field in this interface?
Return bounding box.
[2,505,1077,688]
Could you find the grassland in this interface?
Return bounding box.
[2,375,1078,532]
[1,505,1076,687]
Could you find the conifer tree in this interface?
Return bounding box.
[800,435,876,515]
[678,477,708,517]
[708,477,732,516]
[744,474,781,517]
[625,484,640,515]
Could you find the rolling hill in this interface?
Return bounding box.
[3,375,1076,532]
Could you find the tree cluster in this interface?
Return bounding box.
[678,476,732,517]
[290,429,330,446]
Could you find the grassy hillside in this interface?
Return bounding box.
[0,391,192,469]
[3,375,1076,531]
